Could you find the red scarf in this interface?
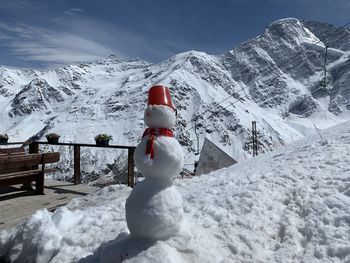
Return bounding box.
[142,128,174,160]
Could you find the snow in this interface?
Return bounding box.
[0,185,131,263]
[144,105,176,130]
[1,120,350,262]
[134,135,184,180]
[1,17,350,259]
[127,98,184,240]
[126,180,183,240]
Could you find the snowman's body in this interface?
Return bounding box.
[125,104,184,240]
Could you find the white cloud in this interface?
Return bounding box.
[0,20,116,66]
[64,8,84,16]
[0,13,173,67]
[49,15,174,63]
[0,34,12,41]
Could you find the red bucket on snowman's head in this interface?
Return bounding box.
[148,85,175,110]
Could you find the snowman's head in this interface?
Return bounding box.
[144,105,176,129]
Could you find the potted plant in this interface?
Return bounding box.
[94,134,112,146]
[0,133,8,144]
[46,133,60,144]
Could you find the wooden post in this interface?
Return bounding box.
[26,142,39,190]
[74,145,81,184]
[29,142,39,168]
[29,142,39,155]
[127,147,135,188]
[36,154,45,195]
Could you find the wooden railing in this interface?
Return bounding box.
[1,141,136,187]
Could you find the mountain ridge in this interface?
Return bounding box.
[0,17,349,180]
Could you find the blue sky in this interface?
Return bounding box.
[0,0,349,69]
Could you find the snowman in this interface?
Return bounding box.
[125,85,184,240]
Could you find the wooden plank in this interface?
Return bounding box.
[0,169,54,195]
[0,173,38,185]
[33,141,136,149]
[0,168,56,180]
[0,152,26,156]
[0,169,40,178]
[0,169,54,181]
[0,169,56,180]
[0,164,33,175]
[0,147,25,154]
[0,180,99,230]
[0,150,59,195]
[0,169,43,195]
[0,153,60,164]
[0,152,60,173]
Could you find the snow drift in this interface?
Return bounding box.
[1,120,350,263]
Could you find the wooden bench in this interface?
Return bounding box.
[0,147,31,190]
[0,147,25,155]
[0,152,60,195]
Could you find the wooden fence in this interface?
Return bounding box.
[1,141,136,187]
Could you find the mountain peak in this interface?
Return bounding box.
[265,17,315,41]
[268,17,300,27]
[96,54,123,65]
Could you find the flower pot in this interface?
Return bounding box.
[96,140,109,147]
[47,138,59,144]
[0,138,8,144]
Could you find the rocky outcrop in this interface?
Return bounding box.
[9,78,65,117]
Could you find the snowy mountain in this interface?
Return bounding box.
[1,119,350,262]
[0,18,350,180]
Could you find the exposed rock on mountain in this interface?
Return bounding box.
[0,18,349,180]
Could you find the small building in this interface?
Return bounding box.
[195,137,237,176]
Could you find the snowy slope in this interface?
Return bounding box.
[1,120,350,263]
[0,18,350,180]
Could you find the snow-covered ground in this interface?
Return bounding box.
[1,121,350,263]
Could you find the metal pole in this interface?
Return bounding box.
[194,118,199,155]
[322,46,328,87]
[252,121,258,157]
